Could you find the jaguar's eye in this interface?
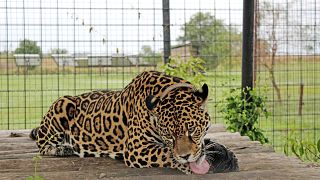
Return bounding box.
[188,127,196,136]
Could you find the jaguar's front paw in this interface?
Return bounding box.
[55,145,74,157]
[176,163,192,174]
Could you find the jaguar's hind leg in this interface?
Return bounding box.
[37,130,75,157]
[46,144,74,157]
[36,96,77,157]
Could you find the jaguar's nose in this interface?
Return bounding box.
[180,154,191,160]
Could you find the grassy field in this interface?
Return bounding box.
[256,60,320,153]
[0,73,136,129]
[0,56,319,156]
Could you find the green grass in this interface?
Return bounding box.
[206,59,320,157]
[0,72,137,129]
[0,59,319,158]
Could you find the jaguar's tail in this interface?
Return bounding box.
[29,127,40,140]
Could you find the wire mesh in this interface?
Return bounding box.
[0,0,319,155]
[0,0,163,129]
[254,0,320,151]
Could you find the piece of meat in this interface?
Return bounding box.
[203,138,239,173]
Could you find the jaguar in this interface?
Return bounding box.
[30,71,211,174]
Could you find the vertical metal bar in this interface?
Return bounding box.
[5,0,9,129]
[153,0,156,69]
[242,0,255,91]
[23,0,27,129]
[40,0,44,126]
[299,0,303,141]
[105,0,109,89]
[162,0,171,64]
[137,0,140,73]
[213,0,217,123]
[73,0,77,94]
[153,0,156,68]
[89,0,92,90]
[313,0,317,144]
[285,0,289,153]
[122,0,125,87]
[56,0,60,97]
[253,0,258,86]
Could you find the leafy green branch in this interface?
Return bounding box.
[218,88,270,144]
[160,57,206,88]
[284,135,320,163]
[26,155,43,180]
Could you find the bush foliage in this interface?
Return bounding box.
[218,88,270,144]
[160,57,206,88]
[284,135,320,163]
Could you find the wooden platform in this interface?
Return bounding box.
[0,124,319,180]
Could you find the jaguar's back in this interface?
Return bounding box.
[33,89,127,158]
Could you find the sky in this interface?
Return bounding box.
[1,0,319,55]
[0,0,243,55]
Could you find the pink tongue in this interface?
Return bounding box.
[189,159,210,174]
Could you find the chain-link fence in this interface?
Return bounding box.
[0,0,319,154]
[254,0,320,151]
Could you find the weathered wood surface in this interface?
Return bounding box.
[0,124,319,180]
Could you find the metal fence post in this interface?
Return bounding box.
[162,0,171,64]
[242,0,255,91]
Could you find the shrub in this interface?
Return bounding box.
[160,57,206,88]
[218,88,270,144]
[284,135,320,163]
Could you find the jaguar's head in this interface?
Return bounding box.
[146,83,211,164]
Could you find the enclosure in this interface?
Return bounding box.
[0,0,319,167]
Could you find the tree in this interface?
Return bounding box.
[255,0,318,102]
[255,1,289,102]
[177,12,241,69]
[14,39,41,54]
[140,45,153,55]
[139,45,161,64]
[51,48,68,54]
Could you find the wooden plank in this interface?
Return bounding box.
[208,167,320,180]
[0,137,34,143]
[0,152,38,160]
[236,152,307,171]
[229,144,274,154]
[1,161,319,180]
[206,132,250,141]
[0,125,319,180]
[0,150,296,172]
[0,129,31,138]
[0,149,38,156]
[207,124,226,133]
[105,168,320,180]
[0,142,37,151]
[0,157,179,178]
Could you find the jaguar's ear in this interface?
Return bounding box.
[194,83,209,103]
[146,95,160,110]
